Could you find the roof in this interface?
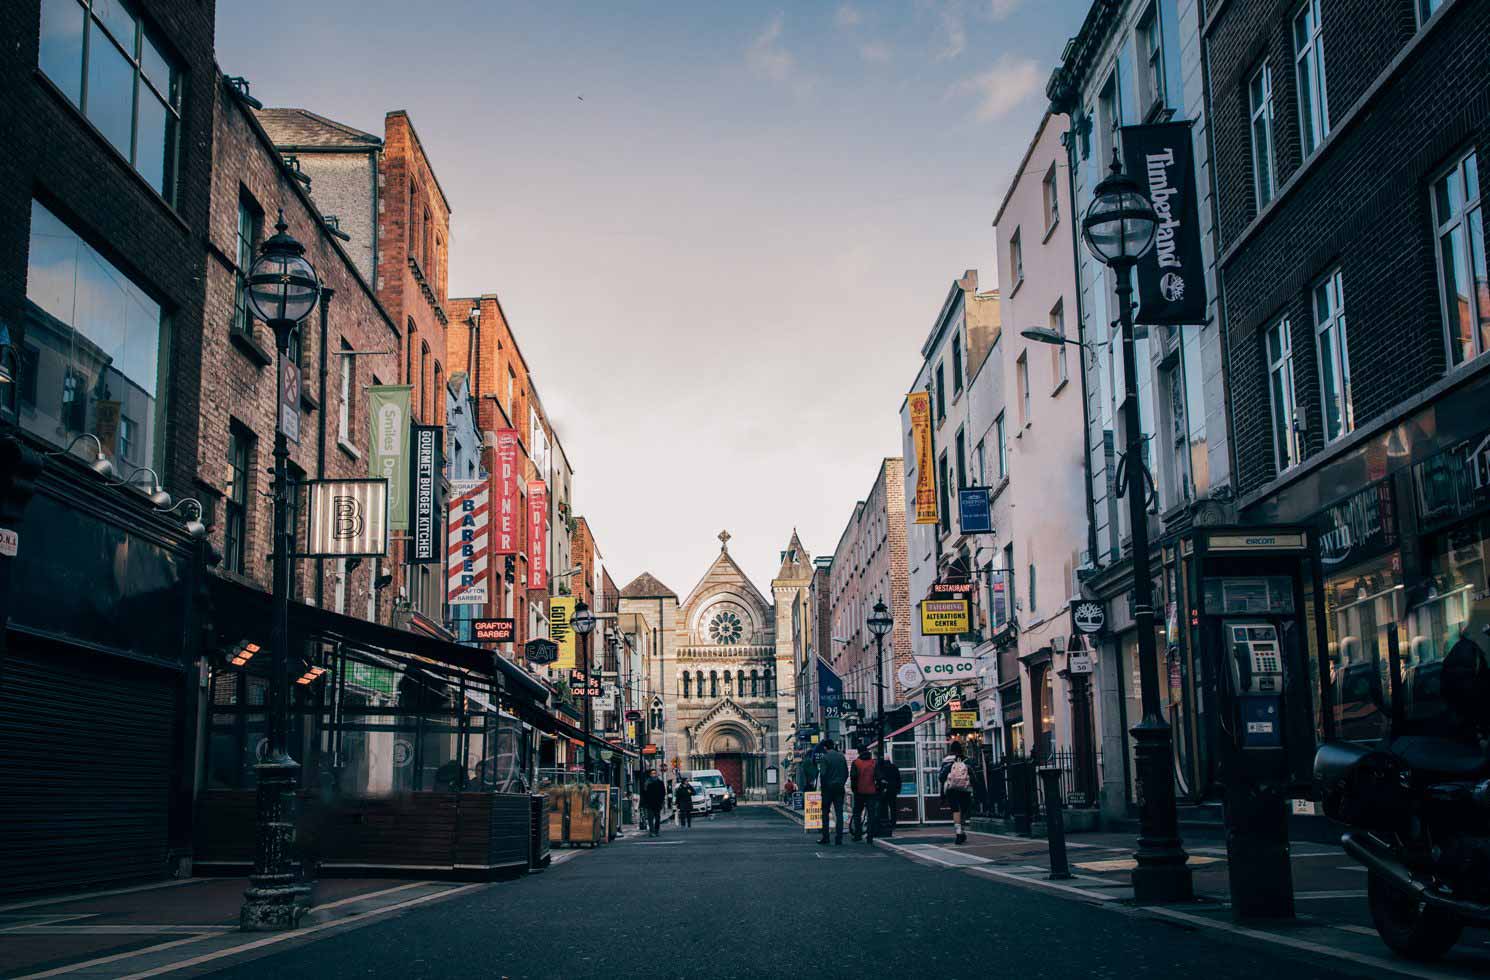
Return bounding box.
[774,529,812,581]
[620,572,677,599]
[992,110,1059,229]
[254,107,383,149]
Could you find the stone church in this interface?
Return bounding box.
[619,530,812,800]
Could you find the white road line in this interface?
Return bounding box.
[966,865,1122,902]
[1294,890,1368,900]
[14,935,216,980]
[308,881,431,913]
[0,915,92,932]
[0,879,207,914]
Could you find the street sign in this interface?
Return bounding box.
[1072,600,1106,634]
[914,655,977,680]
[896,662,923,688]
[471,618,514,643]
[920,599,970,635]
[524,638,559,665]
[957,487,992,533]
[1068,654,1094,674]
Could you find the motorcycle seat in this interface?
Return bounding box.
[1386,735,1488,777]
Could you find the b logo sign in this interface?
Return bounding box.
[332,496,363,540]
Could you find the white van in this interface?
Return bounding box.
[684,769,736,812]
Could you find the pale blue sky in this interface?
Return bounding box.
[216,0,1091,596]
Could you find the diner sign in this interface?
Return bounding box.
[492,428,521,554]
[527,480,547,590]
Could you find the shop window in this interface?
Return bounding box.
[1432,151,1487,367]
[23,199,165,470]
[38,0,182,200]
[1325,554,1404,744]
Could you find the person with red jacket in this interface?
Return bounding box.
[849,745,880,842]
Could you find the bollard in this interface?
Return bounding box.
[1038,766,1073,880]
[1012,760,1035,837]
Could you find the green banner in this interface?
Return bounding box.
[368,385,412,529]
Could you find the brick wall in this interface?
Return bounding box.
[1208,0,1490,495]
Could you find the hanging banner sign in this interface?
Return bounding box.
[919,599,970,635]
[817,658,844,720]
[908,391,938,524]
[1121,122,1208,325]
[367,385,412,529]
[527,480,548,591]
[549,595,576,670]
[472,618,514,643]
[409,424,443,564]
[447,478,489,605]
[957,487,992,533]
[305,479,389,557]
[492,428,521,554]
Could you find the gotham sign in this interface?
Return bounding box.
[1121,122,1207,326]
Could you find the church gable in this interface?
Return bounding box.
[685,697,766,740]
[678,531,772,619]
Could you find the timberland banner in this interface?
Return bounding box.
[1120,122,1207,326]
[908,390,937,524]
[367,385,413,529]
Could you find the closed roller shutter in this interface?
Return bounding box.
[0,637,180,899]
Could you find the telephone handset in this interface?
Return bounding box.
[1228,621,1283,694]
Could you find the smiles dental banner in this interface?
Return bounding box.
[367,385,412,530]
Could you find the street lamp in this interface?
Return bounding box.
[572,599,597,780]
[867,599,893,750]
[1077,150,1191,903]
[240,212,319,931]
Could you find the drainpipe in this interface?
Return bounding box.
[314,286,335,610]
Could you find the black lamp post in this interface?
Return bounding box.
[1078,151,1192,904]
[572,599,597,780]
[240,212,320,931]
[867,599,893,750]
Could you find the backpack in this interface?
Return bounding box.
[944,759,971,792]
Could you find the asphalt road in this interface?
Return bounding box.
[208,806,1373,980]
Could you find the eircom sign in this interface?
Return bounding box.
[919,599,970,636]
[913,655,977,680]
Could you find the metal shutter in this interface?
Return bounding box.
[0,639,179,899]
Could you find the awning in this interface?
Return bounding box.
[208,575,549,705]
[507,694,638,759]
[872,710,941,746]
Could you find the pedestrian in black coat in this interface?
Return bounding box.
[641,770,666,837]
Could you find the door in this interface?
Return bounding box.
[715,754,744,796]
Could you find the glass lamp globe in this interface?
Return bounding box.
[867,599,893,637]
[572,601,597,636]
[1081,152,1159,267]
[246,211,320,332]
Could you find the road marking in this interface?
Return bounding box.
[967,865,1122,902]
[14,935,217,979]
[1294,890,1367,900]
[634,841,685,846]
[1075,856,1222,872]
[0,878,207,914]
[308,881,432,914]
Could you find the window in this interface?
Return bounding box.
[433,361,444,425]
[1249,63,1276,209]
[952,334,964,394]
[1432,151,1488,366]
[419,343,430,421]
[1137,4,1165,114]
[1010,228,1024,288]
[994,413,1008,480]
[751,670,759,696]
[933,364,945,420]
[39,0,182,200]
[710,671,718,698]
[224,426,252,574]
[938,451,951,535]
[1017,352,1031,426]
[1042,163,1059,231]
[955,428,967,490]
[1313,270,1353,442]
[695,670,704,698]
[285,324,302,373]
[117,415,136,463]
[1294,0,1329,158]
[1097,74,1122,164]
[1266,319,1301,472]
[338,340,353,443]
[1050,300,1068,388]
[232,194,262,336]
[23,199,165,468]
[683,672,692,698]
[1417,0,1445,26]
[763,669,773,696]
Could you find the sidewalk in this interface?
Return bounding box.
[0,875,509,979]
[872,823,1490,979]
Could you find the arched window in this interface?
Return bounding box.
[695,671,704,698]
[737,670,746,694]
[724,670,732,695]
[433,361,443,425]
[420,342,431,420]
[763,669,773,696]
[682,672,691,698]
[709,671,718,698]
[751,670,759,696]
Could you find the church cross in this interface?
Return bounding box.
[718,529,731,552]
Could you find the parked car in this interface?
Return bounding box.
[685,770,736,811]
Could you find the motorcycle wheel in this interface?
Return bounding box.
[1367,871,1463,961]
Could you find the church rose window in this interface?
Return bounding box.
[708,610,744,645]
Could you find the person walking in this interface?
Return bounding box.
[939,740,974,845]
[875,749,902,838]
[675,779,694,828]
[816,739,848,845]
[641,769,666,837]
[850,746,879,842]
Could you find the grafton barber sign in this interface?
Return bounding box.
[1121,122,1207,326]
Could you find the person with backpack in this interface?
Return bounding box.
[874,748,902,838]
[939,740,974,845]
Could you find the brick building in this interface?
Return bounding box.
[0,0,218,896]
[1206,0,1490,746]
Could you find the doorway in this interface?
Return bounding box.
[714,753,744,796]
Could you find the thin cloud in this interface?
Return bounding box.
[937,5,966,60]
[860,41,892,63]
[747,14,796,83]
[835,3,862,28]
[954,54,1043,120]
[989,0,1022,20]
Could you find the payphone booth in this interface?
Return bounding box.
[1188,527,1318,919]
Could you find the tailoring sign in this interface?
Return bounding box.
[908,391,937,525]
[919,599,970,635]
[305,479,388,557]
[1121,122,1208,325]
[409,424,442,564]
[950,710,978,730]
[527,480,547,590]
[447,478,489,605]
[367,385,412,529]
[549,595,575,670]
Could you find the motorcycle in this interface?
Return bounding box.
[1314,635,1490,960]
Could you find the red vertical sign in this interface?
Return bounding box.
[493,428,520,554]
[527,479,547,591]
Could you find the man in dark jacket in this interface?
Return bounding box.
[641,770,666,837]
[875,750,903,837]
[674,779,694,828]
[816,740,848,845]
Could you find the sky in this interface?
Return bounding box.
[215,0,1092,598]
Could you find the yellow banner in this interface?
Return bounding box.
[908,391,938,524]
[950,710,978,730]
[803,791,823,832]
[549,596,576,670]
[920,599,970,635]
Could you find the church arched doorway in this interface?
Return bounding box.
[693,722,759,797]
